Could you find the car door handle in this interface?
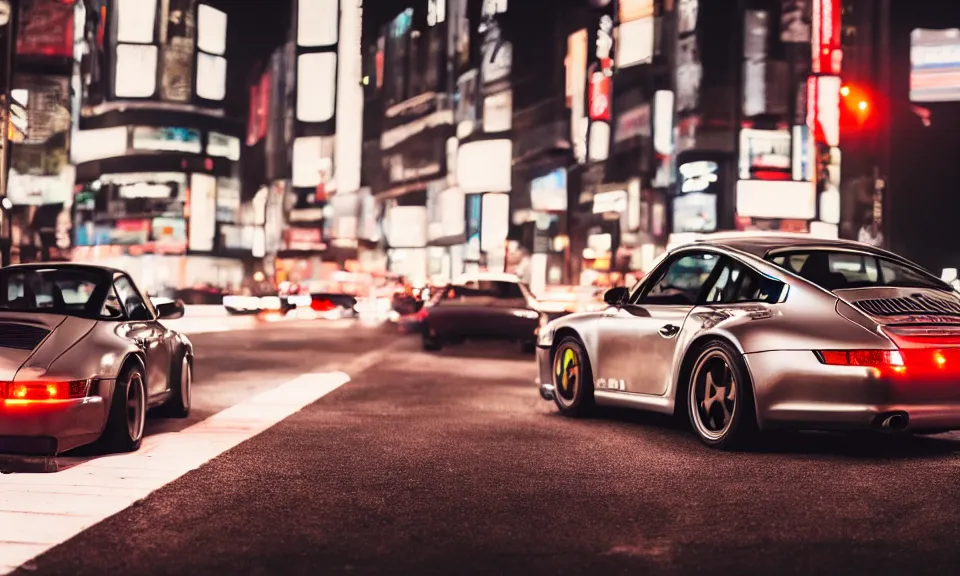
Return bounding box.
[658,324,680,338]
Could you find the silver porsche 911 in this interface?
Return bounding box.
[536,233,960,449]
[0,263,194,455]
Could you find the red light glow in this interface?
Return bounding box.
[311,299,337,312]
[819,350,903,367]
[0,380,89,401]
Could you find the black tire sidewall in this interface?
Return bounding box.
[422,326,442,350]
[552,336,594,416]
[170,354,192,417]
[102,363,146,452]
[686,340,755,449]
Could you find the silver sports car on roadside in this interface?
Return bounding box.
[0,263,194,455]
[536,233,960,449]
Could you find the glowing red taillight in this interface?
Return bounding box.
[311,299,336,312]
[415,308,429,321]
[817,350,904,367]
[0,380,90,401]
[878,326,960,374]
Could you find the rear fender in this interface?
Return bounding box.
[701,287,893,355]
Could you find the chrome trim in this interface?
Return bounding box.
[594,390,674,414]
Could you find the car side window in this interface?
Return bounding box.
[101,285,124,319]
[637,253,721,306]
[703,260,765,304]
[114,276,152,321]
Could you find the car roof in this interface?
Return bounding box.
[2,262,125,276]
[689,232,894,259]
[452,272,522,285]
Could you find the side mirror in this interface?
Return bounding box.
[603,287,628,306]
[156,299,185,320]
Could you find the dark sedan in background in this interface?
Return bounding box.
[419,274,545,353]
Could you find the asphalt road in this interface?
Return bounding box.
[11,321,960,575]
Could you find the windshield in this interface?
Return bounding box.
[0,268,118,319]
[767,250,950,292]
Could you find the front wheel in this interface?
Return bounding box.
[552,336,594,417]
[686,340,756,450]
[157,355,192,418]
[98,363,147,453]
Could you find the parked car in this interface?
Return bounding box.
[0,264,194,455]
[536,232,960,449]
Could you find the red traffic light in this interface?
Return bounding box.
[838,82,880,143]
[840,83,873,127]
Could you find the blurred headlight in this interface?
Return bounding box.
[513,309,539,319]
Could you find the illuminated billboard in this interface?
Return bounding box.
[910,28,960,102]
[8,75,74,206]
[17,0,75,59]
[92,0,228,105]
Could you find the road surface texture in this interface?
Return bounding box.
[7,322,960,575]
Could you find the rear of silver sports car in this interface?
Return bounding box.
[0,319,110,455]
[749,288,960,433]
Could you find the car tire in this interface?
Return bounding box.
[157,354,191,418]
[422,328,443,351]
[552,336,594,417]
[686,339,757,450]
[98,362,147,453]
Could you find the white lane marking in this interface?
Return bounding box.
[0,371,350,574]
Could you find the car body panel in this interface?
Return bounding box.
[536,233,960,433]
[428,298,540,340]
[595,305,691,395]
[0,264,192,455]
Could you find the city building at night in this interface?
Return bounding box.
[6,0,79,264]
[68,0,247,296]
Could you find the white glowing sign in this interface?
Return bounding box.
[678,161,719,193]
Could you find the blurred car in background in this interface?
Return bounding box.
[419,273,545,353]
[222,280,357,319]
[535,285,609,321]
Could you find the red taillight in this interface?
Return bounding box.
[0,380,89,401]
[415,308,429,321]
[817,350,904,367]
[311,299,336,312]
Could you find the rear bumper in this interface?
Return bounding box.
[0,396,107,455]
[747,350,960,431]
[429,315,540,341]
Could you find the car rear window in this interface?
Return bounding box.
[0,267,114,318]
[457,281,526,299]
[437,281,528,302]
[767,250,949,292]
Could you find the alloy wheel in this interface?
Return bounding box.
[690,350,738,441]
[554,345,581,408]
